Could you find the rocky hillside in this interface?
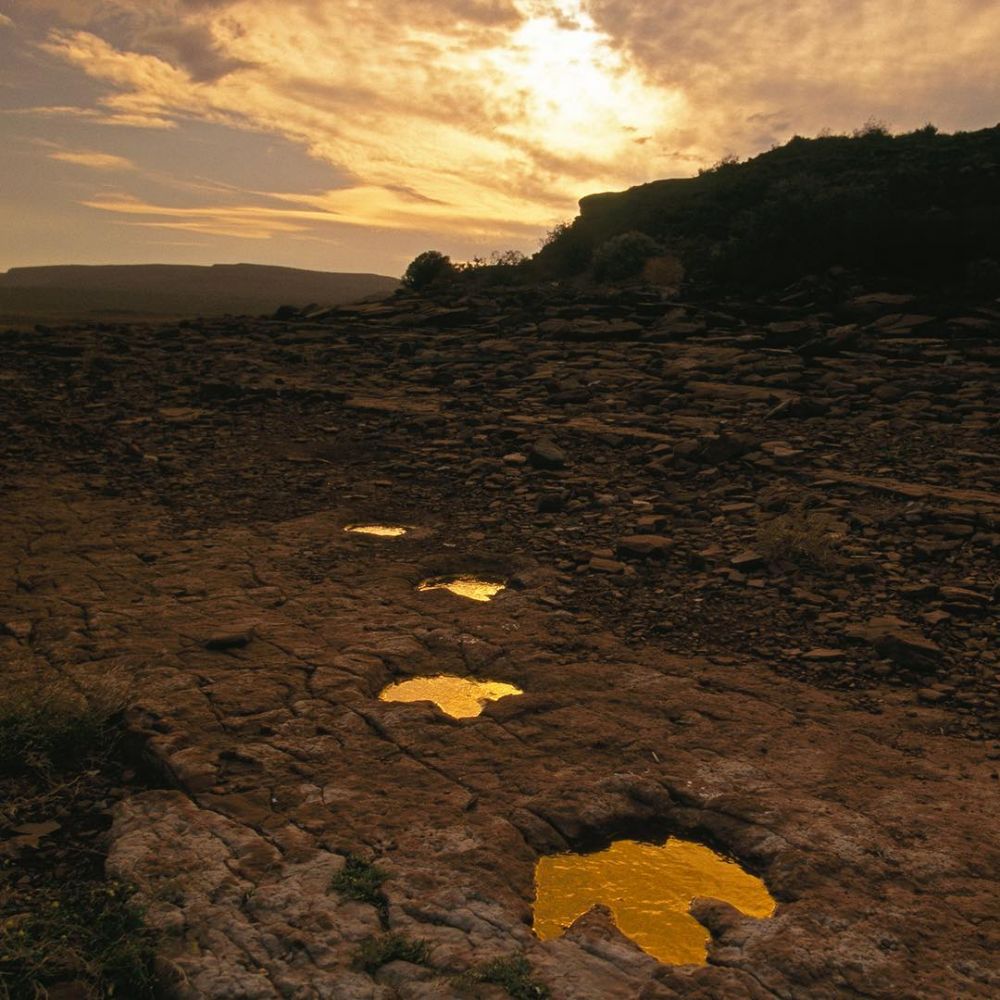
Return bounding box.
[537,124,1000,290]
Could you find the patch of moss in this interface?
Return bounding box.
[354,932,430,974]
[331,855,389,925]
[456,954,551,1000]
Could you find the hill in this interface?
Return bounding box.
[0,263,400,326]
[536,124,1000,291]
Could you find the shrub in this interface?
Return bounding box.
[457,249,530,286]
[534,220,593,276]
[401,250,454,290]
[852,117,891,138]
[592,231,662,281]
[642,254,685,288]
[698,153,741,176]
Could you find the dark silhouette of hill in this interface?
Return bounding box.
[536,124,1000,291]
[0,263,399,326]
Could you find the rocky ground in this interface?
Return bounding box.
[1,277,997,998]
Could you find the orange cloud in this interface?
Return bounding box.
[587,0,1000,151]
[81,182,546,240]
[50,149,137,170]
[35,2,677,238]
[24,0,1000,255]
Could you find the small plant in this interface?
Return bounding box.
[331,855,389,925]
[592,231,662,282]
[0,878,158,999]
[699,152,740,175]
[756,508,844,571]
[852,117,891,138]
[455,954,550,999]
[0,674,127,776]
[401,250,455,291]
[354,932,430,973]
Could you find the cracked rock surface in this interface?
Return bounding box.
[1,280,997,997]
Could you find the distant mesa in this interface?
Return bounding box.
[0,263,399,327]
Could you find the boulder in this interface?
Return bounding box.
[617,535,674,559]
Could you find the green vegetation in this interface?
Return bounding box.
[0,674,127,777]
[0,673,157,999]
[331,855,390,925]
[402,250,455,290]
[455,954,551,999]
[536,124,1000,290]
[0,878,158,1000]
[354,932,430,973]
[459,249,530,286]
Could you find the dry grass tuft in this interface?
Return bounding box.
[756,508,845,571]
[0,672,129,777]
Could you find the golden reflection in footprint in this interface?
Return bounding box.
[345,525,408,537]
[533,838,775,965]
[378,675,523,718]
[417,576,505,602]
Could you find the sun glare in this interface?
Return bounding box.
[489,1,675,160]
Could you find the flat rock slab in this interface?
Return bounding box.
[2,478,996,999]
[1,290,997,999]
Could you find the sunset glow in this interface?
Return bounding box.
[1,1,997,274]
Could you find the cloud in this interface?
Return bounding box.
[81,192,330,238]
[20,0,1000,257]
[49,149,137,170]
[33,4,678,230]
[143,23,255,82]
[587,0,1000,151]
[2,104,177,128]
[81,180,546,240]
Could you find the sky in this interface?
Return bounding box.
[1,1,998,277]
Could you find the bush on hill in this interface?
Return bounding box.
[458,249,531,286]
[402,250,455,290]
[592,231,662,281]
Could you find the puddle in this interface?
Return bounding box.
[378,674,523,718]
[533,837,775,965]
[345,524,408,537]
[417,576,505,602]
